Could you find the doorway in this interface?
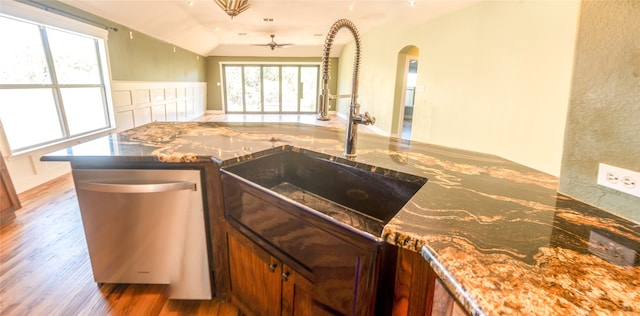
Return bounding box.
[392,46,419,140]
[402,59,418,139]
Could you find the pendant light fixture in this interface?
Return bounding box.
[214,0,250,18]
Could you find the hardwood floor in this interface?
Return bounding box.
[0,173,239,316]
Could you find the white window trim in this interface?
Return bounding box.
[0,0,116,158]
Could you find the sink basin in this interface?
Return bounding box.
[221,147,428,236]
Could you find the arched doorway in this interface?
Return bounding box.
[391,46,419,139]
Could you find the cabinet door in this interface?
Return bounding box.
[228,232,281,316]
[281,264,313,316]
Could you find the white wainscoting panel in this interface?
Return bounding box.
[111,81,207,132]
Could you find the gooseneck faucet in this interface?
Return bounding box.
[317,19,375,158]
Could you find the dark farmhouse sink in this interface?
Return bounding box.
[222,147,428,236]
[221,147,428,314]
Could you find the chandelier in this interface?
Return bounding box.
[214,0,250,18]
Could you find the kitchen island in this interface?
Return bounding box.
[42,121,639,315]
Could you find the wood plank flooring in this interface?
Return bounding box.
[0,173,239,316]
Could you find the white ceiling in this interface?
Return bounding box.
[60,0,479,57]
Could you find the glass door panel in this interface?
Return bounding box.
[263,66,279,112]
[224,66,243,112]
[281,67,298,112]
[300,67,318,112]
[243,66,261,112]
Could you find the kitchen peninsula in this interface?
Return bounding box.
[42,121,640,315]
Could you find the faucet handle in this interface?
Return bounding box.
[363,112,376,125]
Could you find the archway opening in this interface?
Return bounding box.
[391,46,419,139]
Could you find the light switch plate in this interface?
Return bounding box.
[597,163,640,198]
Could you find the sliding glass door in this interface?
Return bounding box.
[222,64,319,113]
[281,66,298,112]
[224,66,243,112]
[263,66,279,112]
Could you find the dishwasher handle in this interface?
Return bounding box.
[77,181,197,193]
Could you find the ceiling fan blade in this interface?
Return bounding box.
[250,35,294,49]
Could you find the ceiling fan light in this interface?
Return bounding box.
[214,0,250,18]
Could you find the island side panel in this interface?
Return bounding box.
[203,162,231,299]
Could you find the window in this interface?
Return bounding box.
[0,15,112,154]
[222,64,319,113]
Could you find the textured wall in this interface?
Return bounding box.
[107,27,206,82]
[559,0,640,223]
[341,0,580,176]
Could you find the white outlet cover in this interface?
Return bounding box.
[588,231,637,266]
[597,163,640,198]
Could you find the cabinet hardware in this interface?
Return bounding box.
[78,181,196,193]
[268,263,278,273]
[281,271,290,281]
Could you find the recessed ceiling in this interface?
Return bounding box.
[60,0,480,57]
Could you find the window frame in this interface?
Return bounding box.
[0,1,115,157]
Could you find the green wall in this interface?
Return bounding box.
[107,27,206,81]
[206,56,339,112]
[19,0,206,82]
[559,1,640,223]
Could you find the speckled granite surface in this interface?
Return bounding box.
[43,122,640,316]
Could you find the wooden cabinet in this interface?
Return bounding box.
[222,172,397,315]
[227,230,313,316]
[1,152,20,224]
[431,279,467,316]
[392,247,468,316]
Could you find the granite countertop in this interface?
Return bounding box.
[43,121,640,316]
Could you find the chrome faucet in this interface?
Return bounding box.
[317,19,375,158]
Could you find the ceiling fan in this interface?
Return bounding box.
[252,34,293,50]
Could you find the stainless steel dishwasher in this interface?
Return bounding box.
[72,169,211,300]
